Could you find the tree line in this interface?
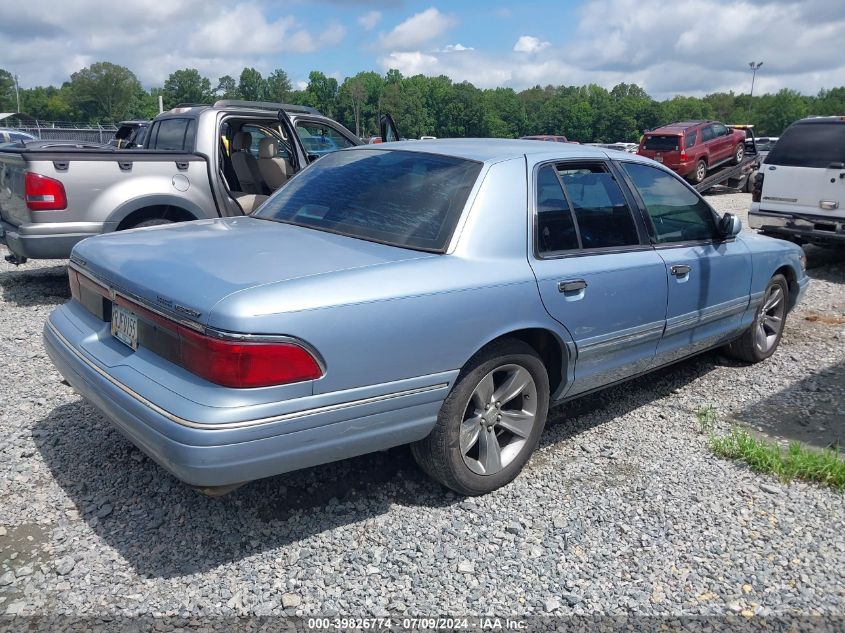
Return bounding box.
[2,63,844,140]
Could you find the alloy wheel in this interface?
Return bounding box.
[459,364,538,475]
[696,162,706,182]
[755,284,786,353]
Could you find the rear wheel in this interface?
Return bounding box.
[128,218,173,229]
[725,274,788,363]
[690,159,707,184]
[732,144,744,165]
[411,339,549,495]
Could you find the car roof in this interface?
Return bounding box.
[647,121,710,134]
[347,138,653,164]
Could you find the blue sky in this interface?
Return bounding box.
[1,1,844,100]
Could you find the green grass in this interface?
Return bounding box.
[710,428,845,490]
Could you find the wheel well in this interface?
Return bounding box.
[774,264,799,310]
[488,328,565,395]
[115,205,197,231]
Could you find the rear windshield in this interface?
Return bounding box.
[643,135,680,151]
[254,149,482,252]
[766,122,845,168]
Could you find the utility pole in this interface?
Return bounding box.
[748,61,763,121]
[13,73,21,112]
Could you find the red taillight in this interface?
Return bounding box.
[25,172,67,211]
[680,150,688,161]
[112,295,322,388]
[751,172,764,203]
[178,326,322,388]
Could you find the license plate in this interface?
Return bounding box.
[655,155,663,163]
[111,304,138,350]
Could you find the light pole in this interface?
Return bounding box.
[748,61,763,120]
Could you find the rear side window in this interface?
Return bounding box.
[684,131,697,148]
[622,162,719,243]
[644,135,680,151]
[766,122,845,168]
[149,118,196,150]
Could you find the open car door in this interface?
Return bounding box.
[379,113,400,143]
[277,108,310,168]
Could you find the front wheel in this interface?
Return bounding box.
[411,339,549,495]
[725,274,788,363]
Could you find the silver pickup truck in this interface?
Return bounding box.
[0,100,398,263]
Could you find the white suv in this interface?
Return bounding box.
[749,116,845,247]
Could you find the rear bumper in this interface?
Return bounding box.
[748,210,845,245]
[0,220,104,259]
[43,312,451,487]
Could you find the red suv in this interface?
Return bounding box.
[637,121,746,183]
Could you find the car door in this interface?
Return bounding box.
[528,160,668,397]
[380,113,400,142]
[711,123,733,162]
[700,124,717,164]
[619,161,752,365]
[293,118,360,161]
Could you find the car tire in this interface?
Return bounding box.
[745,169,758,192]
[689,159,707,184]
[411,338,550,496]
[129,218,174,229]
[724,274,788,363]
[732,144,744,165]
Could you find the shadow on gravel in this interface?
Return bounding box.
[0,265,70,306]
[32,349,732,579]
[803,245,845,276]
[33,401,458,578]
[732,359,845,451]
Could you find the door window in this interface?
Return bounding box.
[240,124,292,161]
[557,164,640,249]
[622,162,719,243]
[295,121,356,157]
[712,123,729,138]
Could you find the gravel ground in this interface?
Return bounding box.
[1,193,844,620]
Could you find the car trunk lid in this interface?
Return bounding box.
[71,216,431,327]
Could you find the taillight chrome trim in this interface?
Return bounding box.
[47,320,445,430]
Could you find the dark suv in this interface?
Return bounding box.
[637,121,747,183]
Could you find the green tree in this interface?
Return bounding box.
[68,61,144,122]
[340,77,367,136]
[304,71,339,117]
[162,68,212,108]
[216,75,239,99]
[754,89,810,135]
[0,69,17,111]
[238,67,265,101]
[265,69,292,103]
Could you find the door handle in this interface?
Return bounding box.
[558,279,587,293]
[671,264,691,277]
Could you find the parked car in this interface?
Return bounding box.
[44,139,808,496]
[521,135,572,143]
[0,130,37,144]
[749,116,845,247]
[637,121,747,184]
[0,100,399,263]
[108,120,151,149]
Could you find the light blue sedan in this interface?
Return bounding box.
[44,140,809,495]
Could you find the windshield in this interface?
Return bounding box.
[254,149,482,252]
[766,122,845,168]
[643,135,681,151]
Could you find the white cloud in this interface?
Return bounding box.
[358,10,381,31]
[513,35,550,54]
[435,43,474,52]
[0,0,346,88]
[378,7,457,50]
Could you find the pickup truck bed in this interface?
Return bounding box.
[0,149,216,261]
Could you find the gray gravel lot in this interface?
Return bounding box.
[1,193,844,619]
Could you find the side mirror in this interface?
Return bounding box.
[719,213,742,238]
